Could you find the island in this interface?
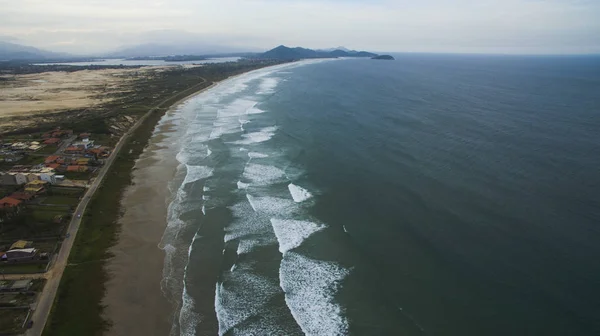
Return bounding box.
[258,45,378,60]
[372,55,395,60]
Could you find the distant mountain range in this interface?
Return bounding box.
[0,40,379,63]
[0,41,69,61]
[105,43,251,58]
[259,45,378,60]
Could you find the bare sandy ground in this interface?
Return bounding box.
[0,67,162,129]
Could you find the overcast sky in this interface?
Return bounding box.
[1,0,599,54]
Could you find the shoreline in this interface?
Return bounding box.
[40,60,291,336]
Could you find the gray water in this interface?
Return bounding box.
[158,55,600,335]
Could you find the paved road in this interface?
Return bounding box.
[24,77,208,336]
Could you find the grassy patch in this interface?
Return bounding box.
[63,171,94,181]
[40,195,80,206]
[0,262,47,274]
[43,262,107,336]
[0,308,29,334]
[16,154,45,166]
[30,209,68,222]
[36,145,59,155]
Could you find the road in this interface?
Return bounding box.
[23,77,208,336]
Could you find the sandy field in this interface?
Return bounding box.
[0,67,162,130]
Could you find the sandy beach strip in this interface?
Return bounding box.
[101,109,182,335]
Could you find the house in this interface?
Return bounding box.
[75,158,91,166]
[79,133,91,139]
[0,197,22,209]
[47,163,60,170]
[65,146,84,154]
[2,248,37,262]
[12,173,28,185]
[36,168,56,184]
[10,240,32,250]
[45,155,60,164]
[72,139,94,149]
[9,192,35,201]
[9,280,32,292]
[0,279,33,292]
[67,165,89,173]
[44,138,61,145]
[50,129,73,138]
[11,142,28,150]
[26,173,39,182]
[25,180,48,194]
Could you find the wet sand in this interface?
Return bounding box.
[102,115,182,336]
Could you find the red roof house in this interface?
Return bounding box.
[9,192,35,201]
[45,155,60,164]
[0,197,22,208]
[67,165,89,172]
[43,138,61,145]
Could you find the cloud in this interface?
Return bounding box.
[0,0,598,54]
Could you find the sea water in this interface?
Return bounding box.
[159,55,600,335]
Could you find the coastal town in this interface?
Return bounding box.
[0,57,285,335]
[0,128,113,334]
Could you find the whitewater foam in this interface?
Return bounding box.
[288,183,313,202]
[243,164,286,185]
[232,126,278,145]
[237,181,250,189]
[270,218,325,253]
[179,281,201,336]
[183,165,213,185]
[257,77,280,95]
[280,252,351,336]
[246,195,297,216]
[248,152,269,159]
[215,266,282,336]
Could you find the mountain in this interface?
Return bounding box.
[317,46,352,52]
[0,41,69,61]
[259,45,377,60]
[372,55,395,60]
[106,43,249,58]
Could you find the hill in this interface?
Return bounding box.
[0,41,69,61]
[259,45,377,60]
[372,55,395,60]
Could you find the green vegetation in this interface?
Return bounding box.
[39,195,80,206]
[43,60,287,336]
[37,145,59,154]
[0,262,47,274]
[0,308,29,334]
[50,187,85,197]
[30,209,68,222]
[62,171,94,181]
[0,209,67,238]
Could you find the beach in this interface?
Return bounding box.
[101,96,199,335]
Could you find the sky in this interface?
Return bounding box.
[0,0,599,55]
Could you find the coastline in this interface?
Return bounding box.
[40,79,215,336]
[101,113,182,335]
[41,61,290,336]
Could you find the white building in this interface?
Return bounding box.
[37,171,56,184]
[11,173,27,185]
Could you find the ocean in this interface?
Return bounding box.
[156,55,600,336]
